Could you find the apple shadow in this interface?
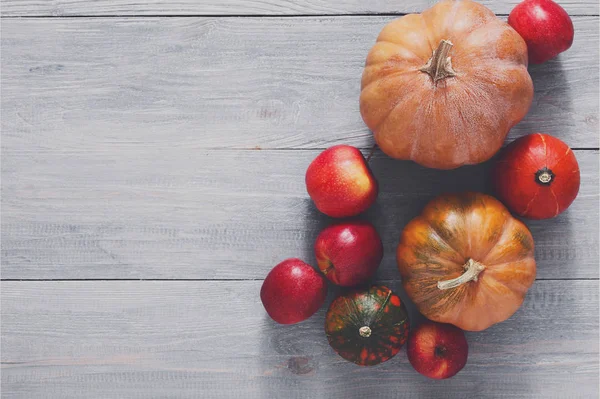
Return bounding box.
[254,198,345,395]
[256,290,336,397]
[300,197,335,269]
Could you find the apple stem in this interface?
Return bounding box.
[322,260,335,276]
[437,259,486,290]
[419,39,457,83]
[366,144,377,163]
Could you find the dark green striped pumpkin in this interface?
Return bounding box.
[325,285,410,366]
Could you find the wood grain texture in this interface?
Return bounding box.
[1,280,598,398]
[1,17,598,151]
[1,0,598,16]
[1,1,598,398]
[2,148,598,280]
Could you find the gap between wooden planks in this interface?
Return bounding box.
[1,0,598,16]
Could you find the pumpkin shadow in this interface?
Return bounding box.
[522,208,576,277]
[513,58,573,141]
[363,150,492,283]
[359,149,498,330]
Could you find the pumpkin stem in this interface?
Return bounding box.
[437,259,486,290]
[419,40,457,83]
[359,326,372,338]
[536,167,555,185]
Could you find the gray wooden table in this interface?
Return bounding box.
[1,1,599,398]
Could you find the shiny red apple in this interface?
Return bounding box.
[508,0,574,64]
[305,145,378,218]
[260,258,327,324]
[407,322,468,380]
[315,221,383,287]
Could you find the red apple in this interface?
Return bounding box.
[508,0,574,64]
[260,258,327,324]
[305,145,378,218]
[315,221,383,287]
[407,322,468,380]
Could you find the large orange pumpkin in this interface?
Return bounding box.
[360,0,534,169]
[397,192,536,331]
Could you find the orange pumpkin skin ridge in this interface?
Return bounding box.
[397,192,536,331]
[360,0,534,170]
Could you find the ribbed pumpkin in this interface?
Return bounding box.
[360,0,534,169]
[325,285,410,366]
[397,192,536,331]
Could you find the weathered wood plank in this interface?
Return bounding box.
[1,0,598,16]
[1,17,598,151]
[1,280,598,398]
[2,149,597,280]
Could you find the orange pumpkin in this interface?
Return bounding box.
[360,0,534,169]
[397,192,536,331]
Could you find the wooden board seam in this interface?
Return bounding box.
[1,12,599,17]
[1,278,598,281]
